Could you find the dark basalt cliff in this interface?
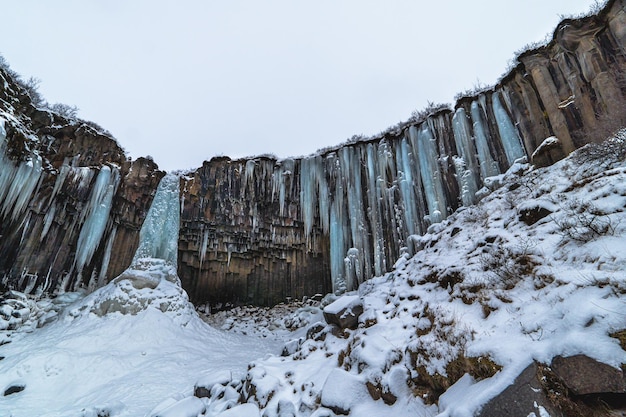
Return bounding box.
[0,73,163,295]
[1,0,626,307]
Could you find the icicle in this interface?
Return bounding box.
[365,143,386,277]
[343,248,361,292]
[395,136,421,236]
[132,173,181,265]
[243,159,256,195]
[328,154,347,295]
[300,157,318,240]
[40,205,56,242]
[492,91,526,166]
[227,243,234,267]
[470,100,501,179]
[316,156,330,235]
[0,121,44,222]
[97,226,117,288]
[451,108,479,205]
[199,226,209,266]
[74,165,120,282]
[410,124,447,224]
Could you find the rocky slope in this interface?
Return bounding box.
[181,133,626,417]
[177,0,626,306]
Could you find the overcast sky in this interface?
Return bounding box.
[0,1,601,171]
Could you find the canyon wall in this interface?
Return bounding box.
[1,0,625,307]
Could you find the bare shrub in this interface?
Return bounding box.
[408,101,451,125]
[572,131,626,170]
[49,103,79,119]
[552,199,616,242]
[480,239,538,289]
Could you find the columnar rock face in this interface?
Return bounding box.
[1,1,626,307]
[179,0,626,306]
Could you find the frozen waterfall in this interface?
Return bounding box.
[132,173,181,265]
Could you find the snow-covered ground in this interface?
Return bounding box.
[2,134,626,416]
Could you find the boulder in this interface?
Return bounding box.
[531,136,566,168]
[322,295,363,330]
[3,384,25,396]
[518,204,553,226]
[320,369,369,415]
[551,354,626,396]
[216,403,260,417]
[194,369,232,398]
[151,396,206,417]
[477,362,562,417]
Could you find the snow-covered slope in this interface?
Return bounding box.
[2,134,626,417]
[196,134,626,416]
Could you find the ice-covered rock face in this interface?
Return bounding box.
[67,173,190,322]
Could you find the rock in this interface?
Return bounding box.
[518,204,553,226]
[477,362,562,417]
[243,366,281,408]
[277,399,297,417]
[320,369,369,415]
[531,136,566,168]
[305,322,327,341]
[215,403,260,417]
[194,369,232,398]
[322,295,363,330]
[281,338,303,356]
[151,396,206,417]
[551,354,626,396]
[3,384,25,396]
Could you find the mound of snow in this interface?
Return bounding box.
[0,258,282,417]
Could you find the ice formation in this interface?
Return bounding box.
[492,91,526,165]
[75,172,184,320]
[290,95,527,293]
[74,165,120,284]
[0,118,43,224]
[132,173,181,265]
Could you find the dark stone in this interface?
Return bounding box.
[281,338,303,356]
[551,355,626,396]
[4,385,25,396]
[477,362,562,417]
[518,205,553,225]
[306,322,326,341]
[194,386,211,398]
[323,296,363,330]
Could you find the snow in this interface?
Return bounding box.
[3,133,626,416]
[322,294,361,315]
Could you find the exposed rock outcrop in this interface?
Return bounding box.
[0,66,163,296]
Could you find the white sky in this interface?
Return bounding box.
[0,1,600,171]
